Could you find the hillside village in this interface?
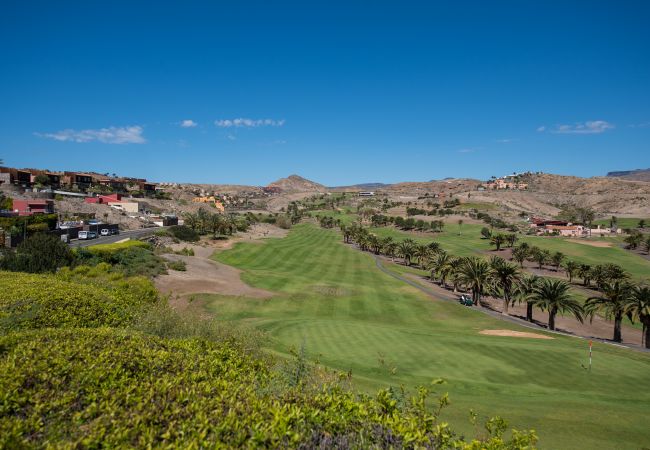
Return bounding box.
[2,163,649,248]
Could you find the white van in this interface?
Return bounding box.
[78,231,90,240]
[100,229,110,236]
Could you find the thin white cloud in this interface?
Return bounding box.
[180,119,197,128]
[628,121,650,128]
[36,126,146,144]
[458,148,476,153]
[496,138,516,143]
[538,121,614,135]
[536,126,546,132]
[215,118,285,128]
[226,134,237,141]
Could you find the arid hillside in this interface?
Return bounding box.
[267,174,326,193]
[606,168,650,182]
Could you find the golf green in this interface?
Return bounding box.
[209,224,650,449]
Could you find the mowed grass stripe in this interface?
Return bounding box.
[211,223,650,450]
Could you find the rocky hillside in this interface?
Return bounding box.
[606,168,650,182]
[266,174,326,193]
[523,173,650,216]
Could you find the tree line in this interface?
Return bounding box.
[340,223,650,348]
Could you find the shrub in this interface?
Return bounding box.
[75,243,166,278]
[175,247,195,256]
[275,215,293,229]
[0,270,157,332]
[0,328,537,449]
[168,260,187,271]
[169,225,200,242]
[0,232,73,273]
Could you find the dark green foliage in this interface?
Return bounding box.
[169,225,200,242]
[0,232,73,273]
[75,243,167,277]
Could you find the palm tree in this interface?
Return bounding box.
[585,281,633,343]
[551,252,565,271]
[397,240,415,266]
[531,278,584,331]
[490,257,521,315]
[430,251,453,287]
[455,257,491,305]
[383,240,398,261]
[578,264,592,287]
[530,248,549,270]
[511,245,528,268]
[341,225,352,243]
[626,285,650,348]
[368,234,382,254]
[490,233,505,251]
[413,244,430,267]
[563,260,579,283]
[427,241,442,254]
[506,233,518,248]
[514,275,540,322]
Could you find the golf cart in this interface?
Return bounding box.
[458,294,473,306]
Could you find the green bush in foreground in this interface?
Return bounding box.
[0,270,157,332]
[0,328,536,449]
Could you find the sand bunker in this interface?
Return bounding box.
[566,239,613,248]
[479,329,554,339]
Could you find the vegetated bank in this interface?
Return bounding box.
[0,231,536,448]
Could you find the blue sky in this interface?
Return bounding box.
[1,1,649,185]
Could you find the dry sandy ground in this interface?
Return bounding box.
[155,224,287,308]
[566,239,613,248]
[479,329,554,339]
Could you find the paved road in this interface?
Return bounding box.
[69,227,166,248]
[371,254,650,354]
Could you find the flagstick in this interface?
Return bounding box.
[589,340,592,372]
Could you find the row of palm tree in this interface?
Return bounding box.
[341,224,650,347]
[184,208,240,235]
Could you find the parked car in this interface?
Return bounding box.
[100,229,110,236]
[79,231,98,240]
[110,228,120,235]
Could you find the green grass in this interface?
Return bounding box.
[80,239,150,254]
[366,225,650,280]
[593,217,649,229]
[457,201,498,210]
[209,224,650,449]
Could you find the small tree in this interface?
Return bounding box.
[563,260,579,283]
[490,233,505,251]
[1,233,73,273]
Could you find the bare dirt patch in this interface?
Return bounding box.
[155,236,275,303]
[479,329,554,339]
[566,239,613,248]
